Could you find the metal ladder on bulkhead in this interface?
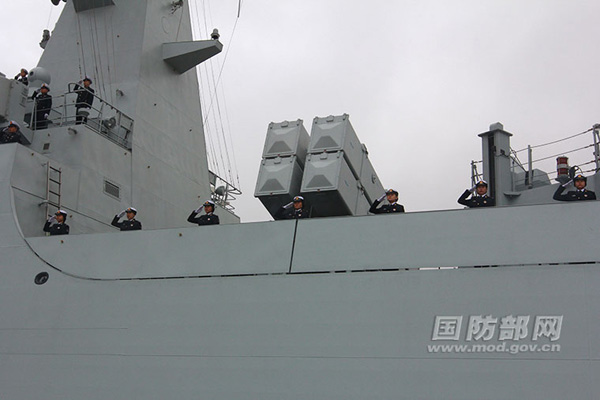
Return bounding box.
[44,162,62,217]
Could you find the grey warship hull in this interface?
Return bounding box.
[1,0,599,398]
[1,140,599,399]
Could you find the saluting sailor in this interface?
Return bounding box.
[73,76,95,124]
[43,210,70,236]
[369,189,405,214]
[111,207,142,231]
[553,174,596,201]
[32,83,52,130]
[274,196,309,220]
[188,200,220,225]
[0,121,24,144]
[14,68,28,86]
[458,180,495,208]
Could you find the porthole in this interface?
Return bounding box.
[34,272,49,285]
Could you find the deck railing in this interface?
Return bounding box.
[29,83,134,150]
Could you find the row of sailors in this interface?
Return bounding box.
[2,77,96,140]
[279,174,596,219]
[43,201,220,236]
[38,176,598,236]
[9,71,96,130]
[455,174,596,207]
[44,195,303,235]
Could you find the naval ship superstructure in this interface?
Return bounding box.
[0,1,599,399]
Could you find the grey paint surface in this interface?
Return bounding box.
[0,239,598,399]
[162,39,223,74]
[309,114,364,179]
[3,157,596,398]
[262,119,310,161]
[27,0,240,233]
[1,1,599,399]
[293,200,600,271]
[3,149,600,400]
[26,219,296,279]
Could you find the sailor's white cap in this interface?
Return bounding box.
[8,120,20,129]
[293,196,304,202]
[40,83,50,91]
[126,207,137,214]
[83,76,93,83]
[475,180,488,187]
[203,200,215,207]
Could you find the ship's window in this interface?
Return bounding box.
[43,143,50,151]
[103,179,120,199]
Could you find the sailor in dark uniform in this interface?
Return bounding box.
[188,200,220,225]
[0,121,24,144]
[553,174,596,201]
[73,76,95,124]
[43,209,70,236]
[111,207,142,231]
[14,68,28,86]
[32,83,52,130]
[458,180,495,208]
[369,189,405,214]
[274,195,310,220]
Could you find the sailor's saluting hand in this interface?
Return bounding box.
[283,201,294,209]
[561,179,573,188]
[112,207,142,231]
[457,180,495,208]
[43,210,69,235]
[369,189,405,214]
[188,200,220,226]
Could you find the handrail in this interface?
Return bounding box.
[471,125,600,187]
[209,170,242,212]
[29,83,134,150]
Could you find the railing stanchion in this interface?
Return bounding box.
[593,124,600,172]
[527,145,533,189]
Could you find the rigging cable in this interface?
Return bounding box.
[513,127,594,153]
[209,0,240,187]
[103,9,115,104]
[75,13,86,80]
[530,144,593,164]
[190,0,240,185]
[191,1,220,175]
[109,8,118,105]
[201,7,240,128]
[87,12,101,95]
[220,79,241,187]
[204,61,229,183]
[201,0,229,183]
[91,9,108,101]
[46,3,54,29]
[191,0,217,173]
[175,4,185,41]
[200,0,242,185]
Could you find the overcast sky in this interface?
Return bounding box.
[2,0,599,222]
